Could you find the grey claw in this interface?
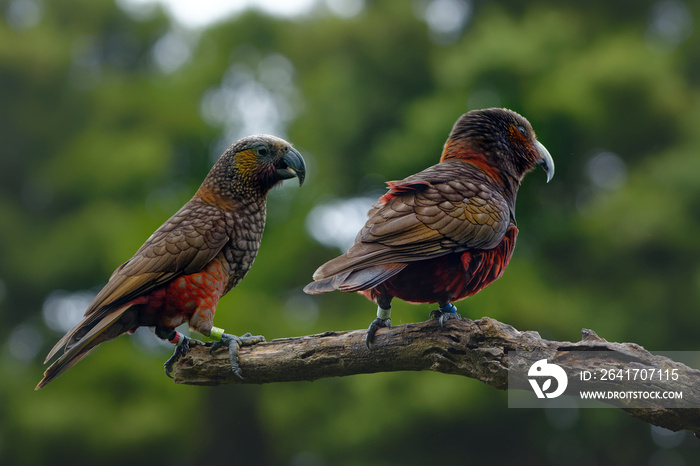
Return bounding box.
[164,336,194,378]
[429,310,462,328]
[209,332,265,379]
[366,318,391,348]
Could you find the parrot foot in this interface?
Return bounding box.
[164,335,204,379]
[208,332,265,379]
[429,303,462,328]
[366,318,391,348]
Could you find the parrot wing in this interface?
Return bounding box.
[311,161,512,281]
[44,198,231,363]
[88,199,231,315]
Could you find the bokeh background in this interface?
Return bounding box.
[2,0,700,464]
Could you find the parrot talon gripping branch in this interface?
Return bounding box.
[429,303,462,328]
[365,316,391,347]
[208,331,266,379]
[163,334,200,379]
[157,326,206,378]
[36,135,306,389]
[304,108,554,344]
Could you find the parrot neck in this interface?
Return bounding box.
[441,145,497,177]
[442,147,520,200]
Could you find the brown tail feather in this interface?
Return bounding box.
[43,305,124,364]
[311,244,386,280]
[36,304,135,389]
[303,278,336,295]
[304,263,406,295]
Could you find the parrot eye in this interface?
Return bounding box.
[257,146,269,156]
[516,125,527,136]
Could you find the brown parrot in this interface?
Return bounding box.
[304,108,553,345]
[37,135,306,389]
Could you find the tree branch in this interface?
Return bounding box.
[173,317,700,435]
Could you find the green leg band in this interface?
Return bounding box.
[210,326,225,341]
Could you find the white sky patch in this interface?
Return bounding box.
[42,290,96,333]
[305,196,377,252]
[151,29,193,73]
[200,52,299,160]
[6,0,42,30]
[586,151,627,191]
[118,0,319,28]
[414,0,472,43]
[326,0,364,18]
[646,0,693,51]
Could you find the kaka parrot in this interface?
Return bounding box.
[304,108,553,345]
[37,135,306,389]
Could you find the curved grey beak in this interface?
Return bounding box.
[277,147,306,186]
[535,141,555,183]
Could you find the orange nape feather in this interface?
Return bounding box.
[379,180,431,203]
[440,141,503,183]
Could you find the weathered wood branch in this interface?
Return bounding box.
[173,317,700,435]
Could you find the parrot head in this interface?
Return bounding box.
[440,108,554,184]
[200,134,306,200]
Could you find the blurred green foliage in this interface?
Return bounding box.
[1,0,700,464]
